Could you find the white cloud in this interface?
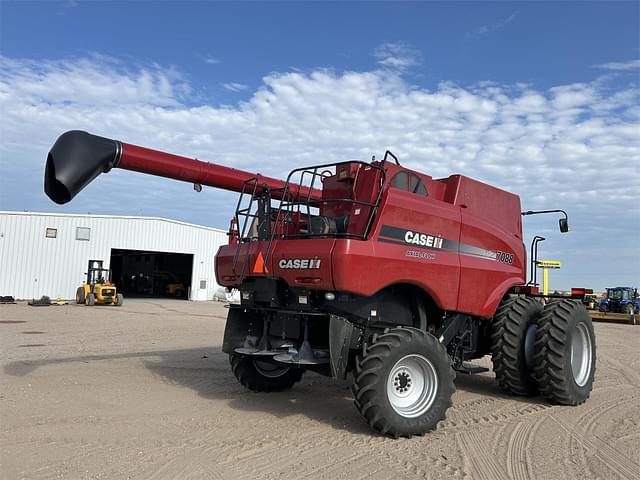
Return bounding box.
[222,82,249,92]
[373,42,421,70]
[593,59,640,71]
[0,55,638,289]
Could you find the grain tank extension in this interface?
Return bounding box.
[45,130,596,437]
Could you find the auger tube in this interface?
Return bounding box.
[45,130,321,204]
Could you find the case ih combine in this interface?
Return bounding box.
[44,130,596,437]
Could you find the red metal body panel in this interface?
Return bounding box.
[454,176,525,316]
[119,143,321,202]
[366,188,462,310]
[216,238,336,291]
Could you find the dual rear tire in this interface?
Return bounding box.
[533,300,596,405]
[491,297,596,405]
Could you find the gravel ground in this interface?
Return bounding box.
[1,299,639,480]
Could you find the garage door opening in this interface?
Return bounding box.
[110,249,193,299]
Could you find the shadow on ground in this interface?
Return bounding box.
[4,346,546,433]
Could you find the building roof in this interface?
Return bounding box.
[0,211,226,233]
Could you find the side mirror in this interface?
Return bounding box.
[559,218,569,233]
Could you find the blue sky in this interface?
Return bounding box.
[1,1,639,290]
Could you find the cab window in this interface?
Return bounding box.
[390,172,409,190]
[390,172,427,196]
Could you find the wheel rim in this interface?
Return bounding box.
[387,354,438,418]
[524,324,537,370]
[570,323,593,387]
[253,360,289,378]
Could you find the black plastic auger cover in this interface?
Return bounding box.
[44,130,121,204]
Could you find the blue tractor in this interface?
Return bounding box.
[599,287,640,314]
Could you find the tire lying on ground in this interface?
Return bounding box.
[533,299,596,405]
[490,296,543,396]
[230,355,303,392]
[352,327,455,438]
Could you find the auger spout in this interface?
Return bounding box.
[45,130,321,204]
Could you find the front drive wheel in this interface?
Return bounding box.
[230,355,303,392]
[533,300,596,405]
[352,327,455,438]
[85,293,95,306]
[115,293,124,306]
[76,287,85,304]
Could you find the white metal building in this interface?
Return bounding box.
[0,211,228,301]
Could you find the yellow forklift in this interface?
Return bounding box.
[76,260,124,306]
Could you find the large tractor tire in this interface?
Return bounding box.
[230,355,303,392]
[76,287,85,304]
[490,296,543,396]
[85,293,95,306]
[352,327,455,438]
[533,300,596,405]
[115,293,124,306]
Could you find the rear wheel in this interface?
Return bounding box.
[352,327,455,437]
[490,297,543,396]
[230,355,303,392]
[76,287,85,304]
[175,289,184,298]
[533,300,596,405]
[86,293,95,306]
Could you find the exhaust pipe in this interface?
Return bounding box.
[45,131,122,204]
[44,130,322,204]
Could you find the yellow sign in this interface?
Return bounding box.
[537,260,561,269]
[536,260,561,296]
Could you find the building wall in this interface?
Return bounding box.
[0,212,228,300]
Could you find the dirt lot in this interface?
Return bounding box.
[1,299,639,480]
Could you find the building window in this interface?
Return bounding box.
[76,227,91,241]
[45,228,57,238]
[199,280,207,290]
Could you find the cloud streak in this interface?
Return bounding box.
[466,11,519,39]
[593,59,640,71]
[222,82,249,92]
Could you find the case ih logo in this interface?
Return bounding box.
[278,258,322,269]
[404,230,444,249]
[378,225,446,251]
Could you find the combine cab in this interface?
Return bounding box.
[45,130,596,437]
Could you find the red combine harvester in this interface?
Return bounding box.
[45,130,596,437]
